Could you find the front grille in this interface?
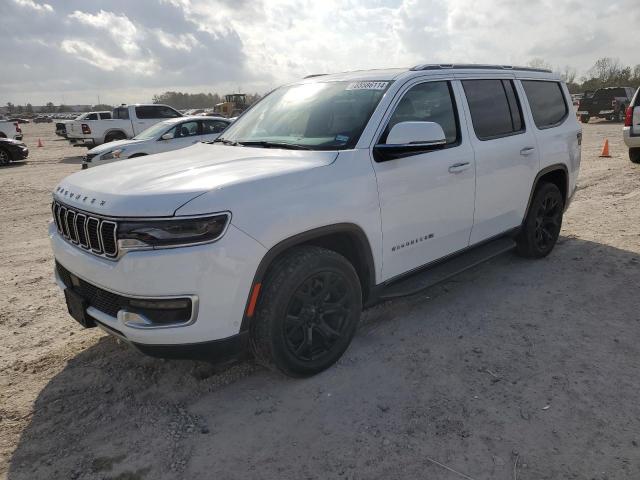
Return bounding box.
[52,200,118,258]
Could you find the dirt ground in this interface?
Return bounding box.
[0,120,638,480]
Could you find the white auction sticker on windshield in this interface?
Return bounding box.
[346,81,388,91]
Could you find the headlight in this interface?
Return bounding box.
[101,148,126,160]
[117,213,230,250]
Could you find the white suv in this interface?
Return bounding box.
[50,64,581,376]
[623,87,640,163]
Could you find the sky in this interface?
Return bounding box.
[1,0,638,106]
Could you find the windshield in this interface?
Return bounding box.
[218,80,392,150]
[133,121,173,140]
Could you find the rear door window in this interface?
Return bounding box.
[462,79,525,140]
[521,81,568,129]
[135,106,181,119]
[113,107,129,120]
[99,112,111,119]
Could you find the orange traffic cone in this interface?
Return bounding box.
[599,139,611,158]
[37,138,43,148]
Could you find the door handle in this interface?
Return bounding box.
[448,162,470,174]
[520,147,536,156]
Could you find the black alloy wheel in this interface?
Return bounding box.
[283,271,354,362]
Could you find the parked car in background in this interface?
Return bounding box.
[577,87,635,123]
[33,116,52,123]
[50,64,580,376]
[65,111,112,142]
[623,88,640,163]
[8,118,30,124]
[0,137,29,165]
[83,116,231,168]
[0,119,23,140]
[68,104,182,147]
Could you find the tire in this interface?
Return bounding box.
[630,148,640,164]
[250,246,362,377]
[516,182,564,258]
[580,115,590,123]
[0,148,11,166]
[104,131,126,143]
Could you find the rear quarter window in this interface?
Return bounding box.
[522,81,568,129]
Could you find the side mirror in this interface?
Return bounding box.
[374,121,447,162]
[160,133,173,140]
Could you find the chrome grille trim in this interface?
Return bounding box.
[52,200,118,259]
[100,221,118,257]
[66,210,78,243]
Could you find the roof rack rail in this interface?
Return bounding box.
[410,64,553,73]
[303,74,328,79]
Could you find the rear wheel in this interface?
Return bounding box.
[0,148,10,166]
[516,183,564,258]
[580,114,590,123]
[630,148,640,164]
[105,131,126,143]
[251,246,362,377]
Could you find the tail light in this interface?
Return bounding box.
[14,122,21,133]
[81,123,91,135]
[625,107,633,127]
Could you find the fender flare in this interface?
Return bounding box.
[239,223,377,332]
[522,163,569,223]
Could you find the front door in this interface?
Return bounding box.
[371,79,476,280]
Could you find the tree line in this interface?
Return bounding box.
[529,57,640,93]
[151,91,262,110]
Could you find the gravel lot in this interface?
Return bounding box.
[1,121,639,480]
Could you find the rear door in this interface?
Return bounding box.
[458,76,541,244]
[133,105,182,134]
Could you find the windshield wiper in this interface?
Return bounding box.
[236,140,311,150]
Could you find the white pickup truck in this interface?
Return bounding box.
[61,111,111,139]
[0,118,22,140]
[67,104,182,147]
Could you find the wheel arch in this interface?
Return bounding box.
[240,223,377,332]
[523,164,569,222]
[103,129,127,142]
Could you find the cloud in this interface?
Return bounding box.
[12,0,53,13]
[0,0,638,106]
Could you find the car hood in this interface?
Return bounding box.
[87,139,146,156]
[54,143,338,217]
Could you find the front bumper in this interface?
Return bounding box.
[623,127,640,148]
[49,221,266,351]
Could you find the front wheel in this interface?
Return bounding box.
[0,148,11,166]
[516,183,564,258]
[251,246,362,377]
[630,148,640,164]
